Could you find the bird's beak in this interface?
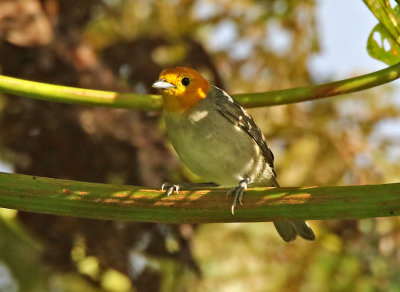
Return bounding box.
[152,79,175,89]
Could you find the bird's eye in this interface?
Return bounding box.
[181,77,190,86]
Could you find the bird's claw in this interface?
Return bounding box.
[226,179,249,215]
[162,182,219,196]
[161,182,180,196]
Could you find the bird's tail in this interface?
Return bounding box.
[270,176,315,242]
[273,220,315,242]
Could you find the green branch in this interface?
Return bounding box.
[0,172,398,223]
[238,62,400,107]
[1,63,399,109]
[0,75,163,111]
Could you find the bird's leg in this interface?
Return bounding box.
[161,182,219,196]
[161,183,180,196]
[227,178,250,215]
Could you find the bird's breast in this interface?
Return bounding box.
[164,103,269,186]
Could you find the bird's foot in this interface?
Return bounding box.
[161,182,180,196]
[161,182,219,196]
[226,179,249,215]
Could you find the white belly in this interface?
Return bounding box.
[164,106,267,187]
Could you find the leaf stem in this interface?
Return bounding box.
[1,62,399,109]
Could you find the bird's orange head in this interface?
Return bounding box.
[152,67,210,112]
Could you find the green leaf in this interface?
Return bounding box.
[367,22,400,65]
[364,0,400,64]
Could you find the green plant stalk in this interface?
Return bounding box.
[235,62,400,107]
[1,62,400,109]
[0,172,399,223]
[0,76,163,111]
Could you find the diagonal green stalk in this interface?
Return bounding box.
[0,62,399,109]
[0,172,399,223]
[235,62,399,107]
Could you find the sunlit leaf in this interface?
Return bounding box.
[367,23,400,65]
[364,0,400,63]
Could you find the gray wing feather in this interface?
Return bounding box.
[210,86,276,175]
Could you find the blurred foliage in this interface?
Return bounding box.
[0,0,399,291]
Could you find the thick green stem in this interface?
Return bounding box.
[0,63,399,109]
[0,172,399,223]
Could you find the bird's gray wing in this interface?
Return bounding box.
[210,86,276,178]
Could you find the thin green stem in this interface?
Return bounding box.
[0,75,163,110]
[236,62,400,107]
[0,63,399,109]
[0,172,398,223]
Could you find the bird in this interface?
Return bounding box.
[152,67,315,242]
